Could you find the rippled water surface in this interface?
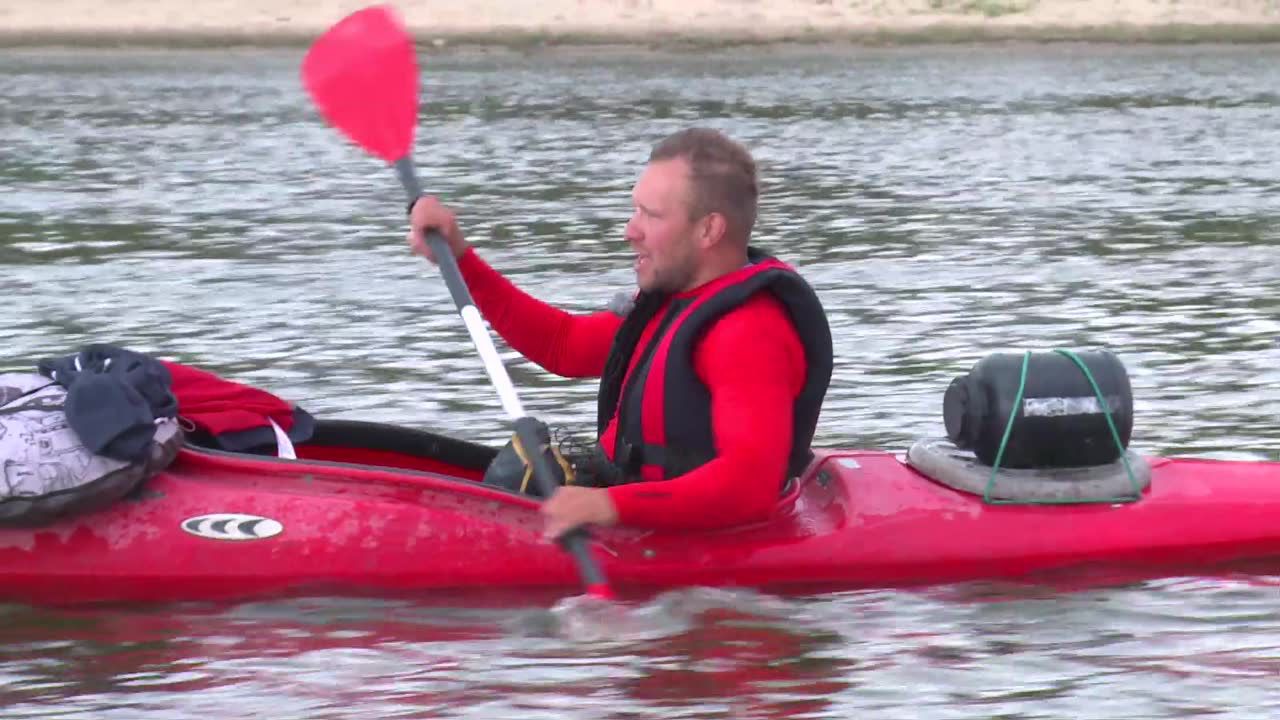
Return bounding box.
[1,44,1278,718]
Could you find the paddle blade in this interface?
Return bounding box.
[301,5,418,163]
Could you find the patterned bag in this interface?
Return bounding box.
[0,373,181,526]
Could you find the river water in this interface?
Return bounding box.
[1,43,1278,718]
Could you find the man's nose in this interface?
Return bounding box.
[623,215,641,243]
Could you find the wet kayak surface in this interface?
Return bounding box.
[1,44,1278,718]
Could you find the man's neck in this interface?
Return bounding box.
[679,248,750,294]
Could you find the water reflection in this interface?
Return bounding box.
[3,577,1278,718]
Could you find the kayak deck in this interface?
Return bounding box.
[1,420,1278,606]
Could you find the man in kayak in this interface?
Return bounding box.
[407,127,833,539]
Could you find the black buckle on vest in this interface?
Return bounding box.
[615,438,644,475]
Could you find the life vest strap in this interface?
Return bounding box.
[613,437,710,479]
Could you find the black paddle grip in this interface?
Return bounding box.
[514,416,609,588]
[394,156,476,312]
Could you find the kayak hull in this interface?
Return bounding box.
[2,423,1278,606]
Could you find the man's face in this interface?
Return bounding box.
[624,158,703,293]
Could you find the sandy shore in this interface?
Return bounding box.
[2,0,1279,47]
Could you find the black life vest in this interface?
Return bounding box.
[596,249,833,483]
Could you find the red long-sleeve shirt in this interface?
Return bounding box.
[458,249,806,531]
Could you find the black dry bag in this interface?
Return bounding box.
[942,349,1133,469]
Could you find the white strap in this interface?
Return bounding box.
[268,418,296,459]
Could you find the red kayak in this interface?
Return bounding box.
[2,418,1278,607]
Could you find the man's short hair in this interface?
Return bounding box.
[649,128,758,243]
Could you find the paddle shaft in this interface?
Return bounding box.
[394,157,611,596]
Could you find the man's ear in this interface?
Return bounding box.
[697,212,729,249]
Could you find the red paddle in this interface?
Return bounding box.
[301,5,613,600]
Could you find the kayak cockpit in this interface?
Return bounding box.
[297,419,496,481]
[184,418,498,484]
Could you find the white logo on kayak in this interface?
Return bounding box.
[181,513,283,541]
